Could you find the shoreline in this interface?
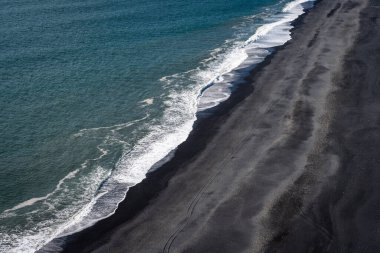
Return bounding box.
[34,2,316,251]
[39,2,317,252]
[39,0,380,252]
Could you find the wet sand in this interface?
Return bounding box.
[43,0,380,252]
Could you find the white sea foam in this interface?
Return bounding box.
[3,197,46,213]
[114,91,197,185]
[0,1,315,252]
[283,0,309,12]
[0,166,108,253]
[55,90,199,237]
[2,169,79,215]
[139,98,154,106]
[197,0,314,111]
[73,113,149,137]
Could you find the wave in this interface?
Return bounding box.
[0,116,145,252]
[2,170,80,214]
[197,0,314,111]
[0,0,315,252]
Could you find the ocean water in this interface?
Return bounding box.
[0,0,314,251]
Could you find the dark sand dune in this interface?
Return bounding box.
[46,0,380,252]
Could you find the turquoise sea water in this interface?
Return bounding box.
[0,0,313,251]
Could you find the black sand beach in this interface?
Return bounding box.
[41,0,380,252]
